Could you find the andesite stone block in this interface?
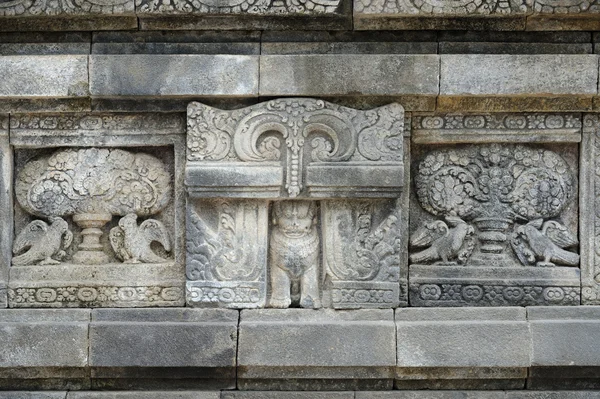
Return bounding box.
[90,54,259,97]
[69,392,220,399]
[396,307,529,389]
[0,56,89,98]
[259,55,439,96]
[238,309,396,390]
[440,55,599,96]
[89,308,238,389]
[222,393,354,399]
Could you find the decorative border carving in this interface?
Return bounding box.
[0,0,134,16]
[137,0,341,14]
[410,283,579,306]
[8,285,183,307]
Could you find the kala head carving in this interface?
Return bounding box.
[15,148,172,264]
[269,200,320,308]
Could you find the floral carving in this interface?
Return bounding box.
[137,0,341,14]
[413,144,577,267]
[187,99,404,197]
[0,0,133,16]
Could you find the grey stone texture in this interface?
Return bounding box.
[0,309,89,389]
[0,56,88,98]
[396,308,529,389]
[8,113,186,308]
[90,55,259,97]
[581,115,600,304]
[70,394,219,399]
[90,308,238,389]
[223,394,353,399]
[238,309,396,390]
[259,55,439,97]
[440,55,599,96]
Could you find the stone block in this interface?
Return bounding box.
[259,55,439,96]
[395,308,529,389]
[89,308,238,389]
[440,55,598,96]
[238,309,395,390]
[69,392,220,399]
[0,394,67,399]
[0,56,88,98]
[0,116,9,307]
[357,393,504,399]
[0,309,90,389]
[90,55,259,97]
[506,393,600,399]
[222,394,353,399]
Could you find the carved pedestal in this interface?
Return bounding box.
[8,114,186,307]
[185,98,408,309]
[409,115,582,307]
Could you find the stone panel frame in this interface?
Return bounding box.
[0,115,10,308]
[409,113,582,307]
[7,113,186,308]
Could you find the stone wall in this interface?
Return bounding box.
[2,2,600,396]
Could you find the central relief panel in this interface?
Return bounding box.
[185,98,407,309]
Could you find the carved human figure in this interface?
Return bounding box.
[269,200,321,309]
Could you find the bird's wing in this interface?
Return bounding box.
[410,220,448,248]
[542,220,578,248]
[140,219,171,252]
[511,231,536,265]
[109,226,128,261]
[13,220,48,254]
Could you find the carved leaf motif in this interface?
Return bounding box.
[15,148,171,218]
[187,104,233,161]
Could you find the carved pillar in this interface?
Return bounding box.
[185,98,408,309]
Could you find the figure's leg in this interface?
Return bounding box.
[270,264,291,308]
[300,264,321,309]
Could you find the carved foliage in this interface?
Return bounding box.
[412,144,578,267]
[16,148,171,218]
[187,99,404,197]
[355,0,526,14]
[324,199,401,283]
[0,0,133,16]
[137,0,341,14]
[186,200,265,282]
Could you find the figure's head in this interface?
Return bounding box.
[272,200,316,238]
[119,213,138,231]
[48,216,68,232]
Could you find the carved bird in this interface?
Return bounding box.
[12,217,73,266]
[511,219,579,267]
[110,213,171,264]
[409,216,474,265]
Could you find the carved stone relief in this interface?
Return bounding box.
[410,140,580,307]
[137,0,341,14]
[185,99,407,309]
[8,113,186,308]
[0,0,133,16]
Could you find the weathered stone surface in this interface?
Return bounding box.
[412,113,582,144]
[357,393,504,399]
[0,394,67,399]
[528,307,600,389]
[0,116,9,307]
[507,393,600,399]
[437,96,593,113]
[581,115,600,304]
[135,0,351,30]
[238,309,395,390]
[9,114,186,308]
[70,393,219,399]
[0,309,89,389]
[440,55,598,96]
[409,143,580,307]
[90,308,238,389]
[92,31,260,55]
[185,99,406,310]
[222,393,353,399]
[0,56,88,98]
[90,55,259,97]
[396,308,529,389]
[259,55,439,96]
